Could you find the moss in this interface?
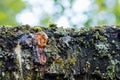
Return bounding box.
[90,26,106,33]
[68,58,76,65]
[107,61,115,79]
[94,31,100,39]
[99,35,107,41]
[80,29,85,34]
[0,62,2,67]
[0,25,120,80]
[79,38,83,43]
[115,62,120,79]
[33,26,42,32]
[49,23,57,27]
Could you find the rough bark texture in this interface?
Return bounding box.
[0,25,120,80]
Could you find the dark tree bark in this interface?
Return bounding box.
[0,25,120,80]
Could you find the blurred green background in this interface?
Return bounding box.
[0,0,120,28]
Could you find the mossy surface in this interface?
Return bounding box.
[0,25,120,80]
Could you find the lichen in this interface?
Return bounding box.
[95,42,109,54]
[0,25,120,79]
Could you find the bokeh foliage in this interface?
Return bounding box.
[0,0,120,27]
[0,0,25,25]
[100,0,119,25]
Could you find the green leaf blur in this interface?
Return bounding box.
[1,0,120,27]
[0,0,25,26]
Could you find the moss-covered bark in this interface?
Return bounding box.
[0,25,120,80]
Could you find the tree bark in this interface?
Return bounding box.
[0,25,120,80]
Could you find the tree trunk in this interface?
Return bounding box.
[0,25,120,80]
